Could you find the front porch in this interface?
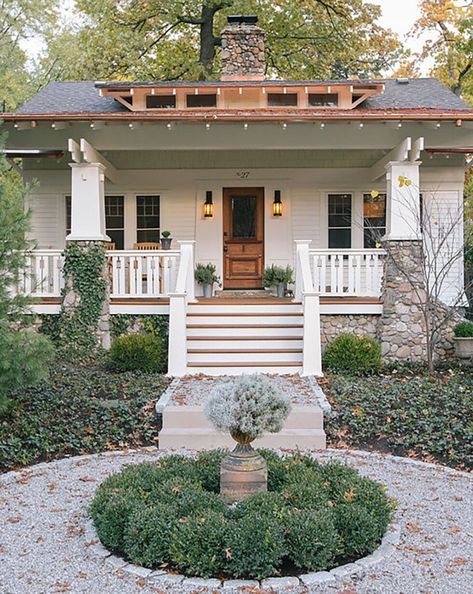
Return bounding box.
[22,244,385,314]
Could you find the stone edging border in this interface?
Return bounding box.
[307,376,332,415]
[84,517,401,591]
[155,377,181,414]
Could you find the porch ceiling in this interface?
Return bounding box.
[22,149,392,170]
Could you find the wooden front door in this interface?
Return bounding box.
[223,188,264,289]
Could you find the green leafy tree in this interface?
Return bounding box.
[37,0,401,82]
[0,133,54,411]
[0,0,60,111]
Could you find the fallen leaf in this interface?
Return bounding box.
[447,526,461,535]
[448,557,469,567]
[406,522,422,533]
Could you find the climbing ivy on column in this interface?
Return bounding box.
[59,241,108,360]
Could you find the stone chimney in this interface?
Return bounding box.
[220,16,265,81]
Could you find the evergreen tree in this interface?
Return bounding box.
[0,133,54,412]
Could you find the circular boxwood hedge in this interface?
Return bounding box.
[89,450,394,580]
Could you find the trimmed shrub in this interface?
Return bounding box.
[226,512,286,580]
[334,503,383,558]
[232,492,289,522]
[194,449,228,492]
[175,490,228,518]
[323,333,382,374]
[90,452,393,579]
[454,321,473,337]
[124,504,177,567]
[109,333,165,373]
[170,511,228,577]
[281,480,330,510]
[90,490,142,551]
[285,508,341,570]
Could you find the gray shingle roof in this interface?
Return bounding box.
[15,77,472,114]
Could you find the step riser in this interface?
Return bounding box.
[159,429,326,450]
[187,315,302,326]
[187,327,303,338]
[186,365,302,375]
[187,352,303,363]
[187,339,304,350]
[188,305,303,314]
[163,408,324,430]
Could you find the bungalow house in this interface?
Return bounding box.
[3,15,473,377]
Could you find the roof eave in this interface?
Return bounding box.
[3,110,473,122]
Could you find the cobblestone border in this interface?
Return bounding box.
[84,517,401,592]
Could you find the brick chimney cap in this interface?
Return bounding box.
[227,15,259,26]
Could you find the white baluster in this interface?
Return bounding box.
[347,255,354,294]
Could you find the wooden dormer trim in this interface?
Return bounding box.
[99,82,385,113]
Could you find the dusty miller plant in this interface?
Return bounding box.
[204,375,291,440]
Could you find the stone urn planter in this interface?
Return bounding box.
[195,263,221,299]
[204,374,291,504]
[454,337,473,359]
[220,429,268,504]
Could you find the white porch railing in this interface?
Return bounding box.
[294,241,322,377]
[108,250,180,298]
[309,249,385,297]
[19,250,65,297]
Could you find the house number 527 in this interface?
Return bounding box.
[236,171,250,179]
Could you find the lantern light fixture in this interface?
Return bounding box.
[204,190,214,218]
[273,190,283,217]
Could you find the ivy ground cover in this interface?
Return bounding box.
[324,367,473,470]
[0,365,168,472]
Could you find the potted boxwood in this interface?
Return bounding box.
[263,264,294,298]
[195,263,221,298]
[160,230,172,250]
[453,321,473,359]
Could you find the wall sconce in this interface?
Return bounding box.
[273,190,283,216]
[204,191,214,218]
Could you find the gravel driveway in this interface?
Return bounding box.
[0,448,472,594]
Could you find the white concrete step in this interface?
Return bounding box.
[187,350,303,364]
[186,325,303,338]
[188,304,303,315]
[163,406,324,430]
[186,314,302,326]
[159,428,326,450]
[187,338,304,350]
[186,363,303,375]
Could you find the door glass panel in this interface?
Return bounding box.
[232,196,256,238]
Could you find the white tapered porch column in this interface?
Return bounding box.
[384,160,421,241]
[66,163,110,242]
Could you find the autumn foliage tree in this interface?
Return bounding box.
[400,0,473,104]
[37,0,401,82]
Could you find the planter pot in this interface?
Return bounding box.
[161,237,172,250]
[276,282,286,298]
[202,283,213,298]
[220,430,267,504]
[454,337,473,359]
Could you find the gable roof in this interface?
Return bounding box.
[9,77,473,121]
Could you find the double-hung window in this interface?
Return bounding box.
[328,194,352,248]
[136,195,160,243]
[363,192,386,248]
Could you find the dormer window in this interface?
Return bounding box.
[146,95,176,109]
[309,93,338,107]
[268,93,298,107]
[187,94,217,108]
